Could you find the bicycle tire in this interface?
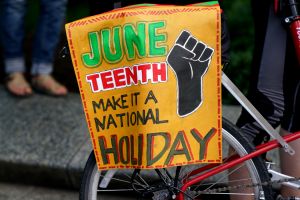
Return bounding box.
[79,118,273,200]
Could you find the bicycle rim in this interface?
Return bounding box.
[79,118,272,200]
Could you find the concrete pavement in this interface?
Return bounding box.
[0,181,138,200]
[0,182,78,200]
[0,86,91,189]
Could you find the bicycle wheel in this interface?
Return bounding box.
[79,118,272,200]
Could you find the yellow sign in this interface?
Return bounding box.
[66,2,222,170]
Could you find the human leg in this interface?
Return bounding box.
[280,62,300,197]
[1,0,27,74]
[236,0,286,144]
[280,129,300,197]
[0,0,32,96]
[31,0,68,96]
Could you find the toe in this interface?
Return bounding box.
[32,75,68,96]
[5,73,32,97]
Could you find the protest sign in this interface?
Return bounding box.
[66,2,222,170]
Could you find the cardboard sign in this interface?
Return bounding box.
[66,2,222,170]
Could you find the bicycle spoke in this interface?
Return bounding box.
[178,152,237,186]
[122,172,149,188]
[97,189,135,192]
[136,173,150,187]
[200,192,255,196]
[202,162,248,192]
[98,174,148,189]
[181,161,257,200]
[192,177,255,187]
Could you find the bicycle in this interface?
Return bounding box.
[74,0,300,199]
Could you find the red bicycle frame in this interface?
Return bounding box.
[286,0,300,65]
[177,131,300,200]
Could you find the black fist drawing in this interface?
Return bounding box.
[167,30,214,117]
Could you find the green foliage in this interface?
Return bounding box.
[222,0,254,104]
[66,2,90,23]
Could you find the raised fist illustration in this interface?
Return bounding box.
[167,30,214,117]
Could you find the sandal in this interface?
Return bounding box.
[31,75,68,96]
[5,72,33,97]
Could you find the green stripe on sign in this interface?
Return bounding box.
[193,1,219,6]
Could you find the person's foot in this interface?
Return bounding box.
[31,74,68,96]
[5,72,33,96]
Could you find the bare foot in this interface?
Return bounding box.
[32,75,68,96]
[5,73,33,96]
